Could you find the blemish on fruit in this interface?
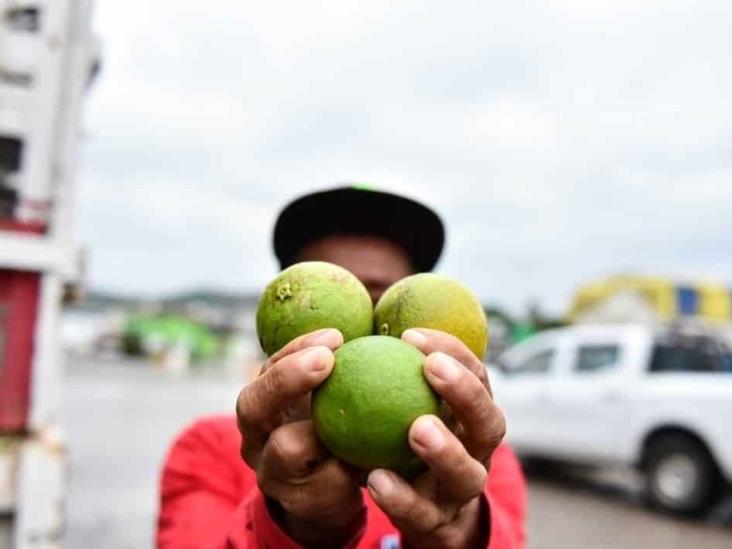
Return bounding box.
[276,283,293,301]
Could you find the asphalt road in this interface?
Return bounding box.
[61,358,731,549]
[525,466,731,549]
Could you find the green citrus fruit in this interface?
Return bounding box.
[312,335,440,478]
[374,273,489,359]
[256,262,373,356]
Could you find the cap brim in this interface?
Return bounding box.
[274,187,444,272]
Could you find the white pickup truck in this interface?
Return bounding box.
[490,324,732,515]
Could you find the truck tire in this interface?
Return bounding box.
[643,433,721,516]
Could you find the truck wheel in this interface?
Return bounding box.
[643,434,720,515]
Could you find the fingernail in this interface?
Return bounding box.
[314,329,343,347]
[411,416,444,450]
[402,329,427,347]
[368,470,394,497]
[303,346,332,371]
[428,352,460,382]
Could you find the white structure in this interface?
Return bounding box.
[0,1,98,546]
[572,289,663,325]
[492,324,732,515]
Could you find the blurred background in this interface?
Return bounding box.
[1,0,732,547]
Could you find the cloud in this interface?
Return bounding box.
[460,101,560,151]
[75,0,732,314]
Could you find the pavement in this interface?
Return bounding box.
[61,358,239,548]
[61,358,732,548]
[525,465,731,549]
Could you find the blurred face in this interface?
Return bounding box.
[297,234,414,302]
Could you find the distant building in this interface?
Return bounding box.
[569,275,732,326]
[60,289,264,377]
[60,302,127,357]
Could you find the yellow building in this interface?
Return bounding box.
[568,275,732,325]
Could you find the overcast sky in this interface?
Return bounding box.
[76,0,732,316]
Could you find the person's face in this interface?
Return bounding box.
[297,234,414,302]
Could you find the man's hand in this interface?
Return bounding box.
[236,329,365,547]
[367,328,506,548]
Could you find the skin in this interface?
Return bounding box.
[297,234,414,302]
[236,235,506,547]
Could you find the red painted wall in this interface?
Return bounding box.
[0,270,41,432]
[0,220,45,432]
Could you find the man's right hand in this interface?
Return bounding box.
[236,328,365,547]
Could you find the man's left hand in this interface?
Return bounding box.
[366,328,506,548]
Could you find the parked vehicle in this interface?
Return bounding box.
[490,324,732,515]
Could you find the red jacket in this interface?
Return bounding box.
[157,415,526,548]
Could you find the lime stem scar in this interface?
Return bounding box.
[276,283,293,301]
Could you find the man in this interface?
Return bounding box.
[157,187,526,548]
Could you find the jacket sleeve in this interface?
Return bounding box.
[156,416,314,548]
[485,443,527,549]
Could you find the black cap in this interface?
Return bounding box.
[273,185,445,272]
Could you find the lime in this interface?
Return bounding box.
[374,273,488,359]
[312,335,440,478]
[256,261,372,356]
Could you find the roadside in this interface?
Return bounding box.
[61,358,731,548]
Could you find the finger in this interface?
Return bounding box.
[261,420,328,479]
[409,415,487,504]
[264,457,363,523]
[367,469,443,534]
[423,352,506,461]
[401,328,489,393]
[267,328,343,365]
[237,346,334,434]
